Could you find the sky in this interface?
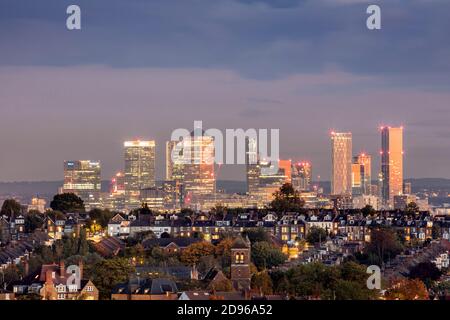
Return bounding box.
[0,0,450,182]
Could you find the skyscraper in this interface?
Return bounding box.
[381,126,404,206]
[246,137,260,195]
[166,140,184,183]
[292,161,312,192]
[181,130,215,204]
[124,140,156,208]
[63,160,101,210]
[331,132,352,195]
[352,153,372,196]
[351,162,362,195]
[278,159,292,184]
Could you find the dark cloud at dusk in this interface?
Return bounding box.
[0,0,449,181]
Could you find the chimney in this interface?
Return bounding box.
[59,261,65,278]
[78,259,84,280]
[191,264,199,280]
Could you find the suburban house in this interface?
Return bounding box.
[12,261,99,300]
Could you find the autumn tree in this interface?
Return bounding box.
[180,242,215,266]
[385,279,429,300]
[210,278,233,292]
[251,271,273,295]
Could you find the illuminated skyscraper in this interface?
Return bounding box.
[331,132,352,195]
[352,154,372,196]
[278,160,292,184]
[381,126,404,206]
[124,140,156,208]
[104,172,126,212]
[166,140,184,183]
[246,137,260,195]
[351,163,362,195]
[292,161,312,192]
[111,172,125,195]
[182,130,215,204]
[63,160,101,210]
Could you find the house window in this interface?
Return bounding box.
[86,286,94,292]
[57,293,66,300]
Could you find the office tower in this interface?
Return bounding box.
[292,161,312,192]
[124,140,156,208]
[110,172,125,195]
[278,160,292,184]
[166,140,184,182]
[104,172,126,212]
[351,163,362,196]
[403,182,412,195]
[63,160,101,210]
[381,127,404,206]
[246,137,260,195]
[331,132,352,195]
[352,153,372,196]
[140,181,182,211]
[182,130,216,203]
[28,197,47,213]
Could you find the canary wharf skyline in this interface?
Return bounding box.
[1,0,450,182]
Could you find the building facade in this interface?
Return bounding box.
[124,140,156,209]
[62,160,101,210]
[292,161,312,192]
[381,127,404,207]
[331,132,352,196]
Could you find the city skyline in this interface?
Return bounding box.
[0,124,423,183]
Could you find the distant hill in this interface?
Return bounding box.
[0,178,448,204]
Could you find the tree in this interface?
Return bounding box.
[50,193,85,213]
[306,227,328,245]
[251,271,273,295]
[365,227,403,266]
[405,202,420,214]
[215,238,233,270]
[269,183,305,214]
[210,205,227,220]
[210,278,233,292]
[91,257,135,299]
[385,279,429,300]
[180,242,216,266]
[251,241,287,271]
[274,262,379,300]
[88,208,114,228]
[25,211,44,233]
[409,262,442,288]
[243,228,271,244]
[1,199,22,217]
[361,205,376,217]
[432,224,442,240]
